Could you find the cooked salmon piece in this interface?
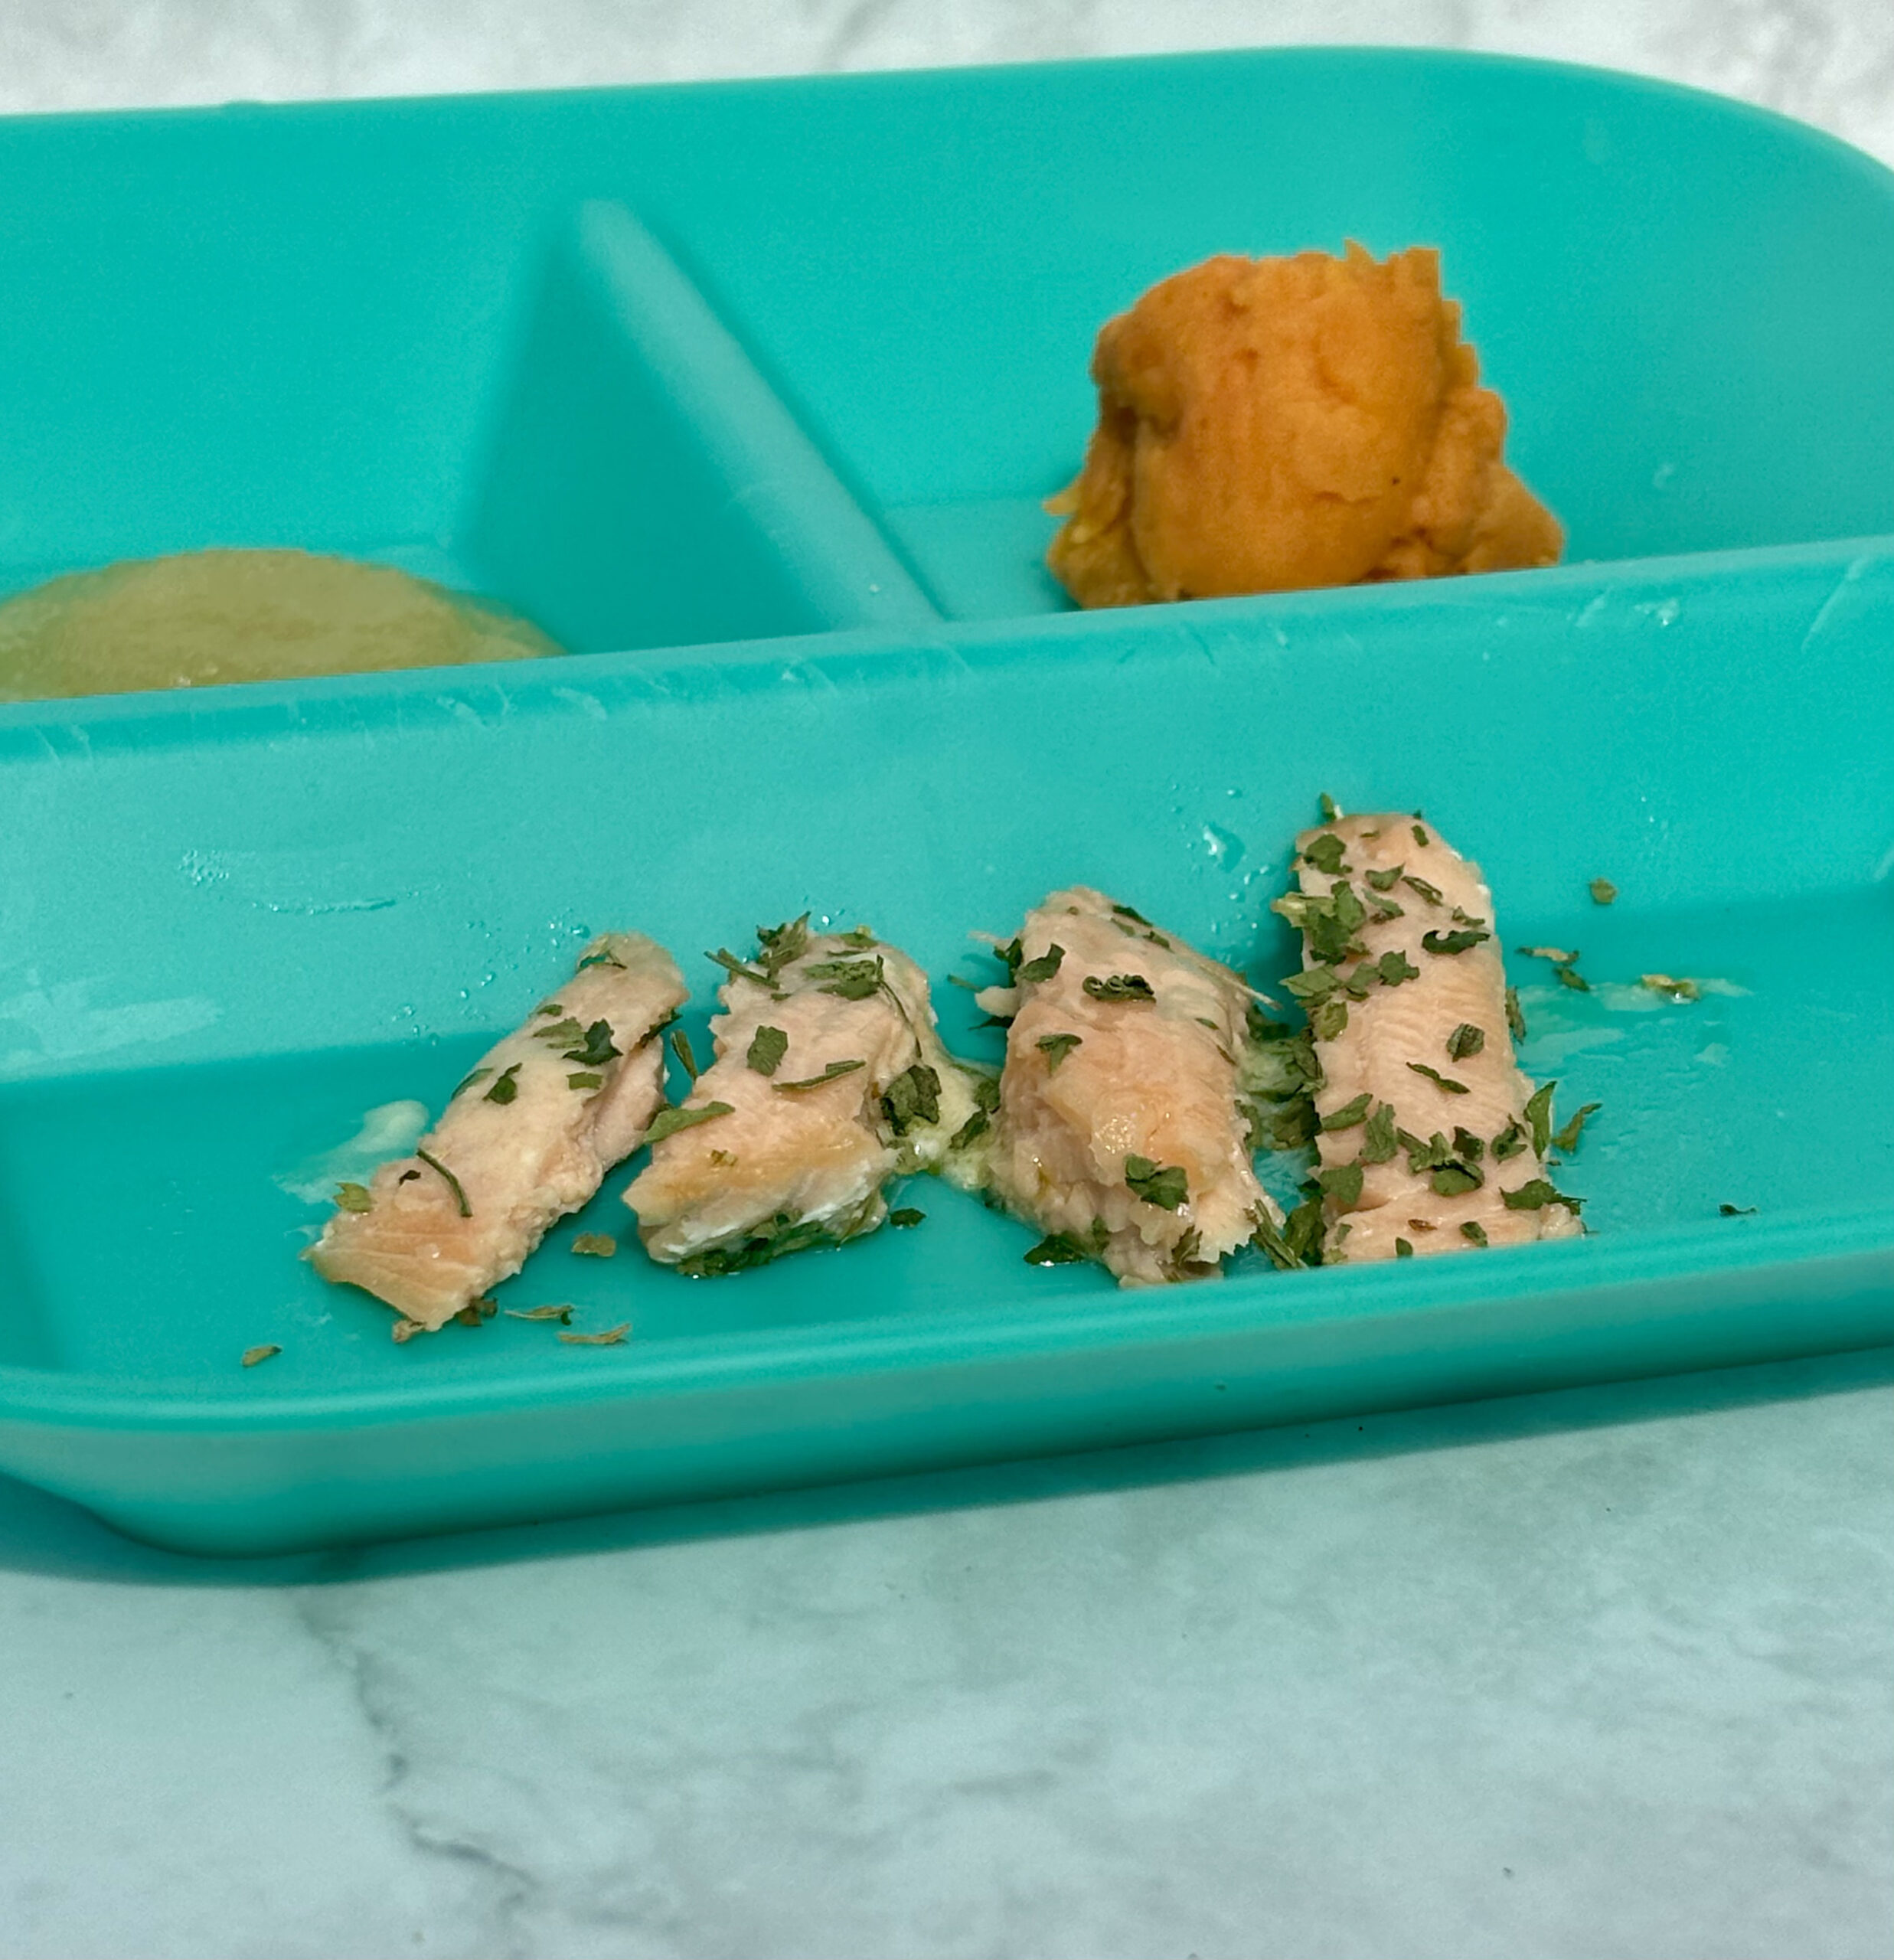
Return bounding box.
[623,920,978,1274]
[1278,812,1582,1262]
[975,887,1282,1286]
[309,934,687,1331]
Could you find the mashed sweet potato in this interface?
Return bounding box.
[1047,243,1562,607]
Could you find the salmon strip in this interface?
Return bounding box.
[310,933,687,1331]
[623,920,978,1274]
[1279,812,1582,1262]
[975,887,1282,1286]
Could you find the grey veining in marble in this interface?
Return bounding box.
[0,8,1892,1958]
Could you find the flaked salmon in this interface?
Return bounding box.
[975,887,1282,1285]
[623,919,978,1274]
[1278,812,1582,1263]
[309,933,687,1331]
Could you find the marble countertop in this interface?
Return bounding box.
[3,8,1893,1958]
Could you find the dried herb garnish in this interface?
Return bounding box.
[559,1020,619,1068]
[1369,897,1406,922]
[836,924,878,949]
[452,1067,492,1098]
[1452,1126,1486,1162]
[1555,965,1591,993]
[1037,1033,1083,1073]
[709,1148,736,1167]
[1551,1102,1602,1153]
[560,1323,630,1347]
[1506,986,1527,1041]
[1517,946,1577,966]
[1310,997,1350,1040]
[1016,944,1066,984]
[890,1207,925,1229]
[1394,1238,1414,1259]
[1302,833,1348,875]
[1491,1119,1528,1161]
[1589,878,1618,905]
[1641,973,1702,1002]
[1318,793,1341,823]
[948,1075,1002,1152]
[1083,973,1157,1004]
[747,1025,789,1076]
[1407,1062,1470,1095]
[1422,928,1489,956]
[241,1344,281,1367]
[806,956,884,1001]
[1025,1219,1111,1266]
[1321,1092,1373,1131]
[454,1298,496,1327]
[484,1063,521,1105]
[1371,949,1421,987]
[677,1211,847,1277]
[1719,1203,1758,1217]
[773,1059,866,1092]
[505,1303,574,1323]
[1430,1165,1484,1197]
[1523,1082,1556,1158]
[708,947,777,989]
[1501,1178,1582,1213]
[1461,1220,1489,1246]
[1316,1161,1364,1208]
[1446,1023,1486,1061]
[416,1148,469,1217]
[668,1027,699,1081]
[1125,1155,1189,1210]
[1246,1096,1318,1153]
[1412,823,1430,847]
[756,914,811,975]
[335,1181,373,1214]
[881,1062,942,1135]
[576,948,625,971]
[567,1071,602,1090]
[1360,1102,1399,1164]
[644,1100,735,1145]
[1403,873,1442,906]
[571,1233,617,1258]
[1111,901,1154,925]
[1365,865,1403,892]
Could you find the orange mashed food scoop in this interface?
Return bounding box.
[1047,243,1562,606]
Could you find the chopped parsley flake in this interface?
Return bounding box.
[1523,1082,1556,1158]
[560,1020,619,1068]
[1302,833,1349,875]
[1371,948,1421,986]
[678,1211,847,1277]
[572,1233,618,1257]
[1125,1155,1189,1210]
[1400,874,1444,907]
[889,1207,925,1229]
[1083,973,1157,1004]
[1016,943,1066,984]
[240,1343,281,1367]
[1037,1032,1083,1073]
[1719,1203,1758,1217]
[505,1304,573,1323]
[708,948,777,989]
[1412,824,1430,847]
[1452,1126,1486,1162]
[1407,1062,1470,1095]
[1501,1179,1582,1213]
[1517,946,1578,965]
[1360,1102,1399,1163]
[756,915,810,974]
[1589,878,1618,906]
[334,1181,373,1214]
[1310,998,1350,1040]
[668,1027,699,1081]
[1506,986,1527,1040]
[1422,928,1489,956]
[1321,1092,1373,1131]
[746,1025,789,1076]
[1446,1023,1486,1061]
[566,1071,603,1089]
[484,1063,521,1105]
[1641,973,1702,1002]
[881,1063,942,1135]
[1430,1165,1483,1197]
[576,949,625,971]
[1460,1220,1489,1246]
[1551,1102,1602,1153]
[1555,965,1591,993]
[644,1100,735,1145]
[1318,793,1342,823]
[559,1323,630,1347]
[1491,1119,1528,1161]
[837,924,878,949]
[807,956,884,1001]
[1365,865,1403,892]
[1316,1161,1364,1209]
[1394,1238,1414,1259]
[772,1059,866,1092]
[1025,1219,1111,1266]
[415,1148,469,1217]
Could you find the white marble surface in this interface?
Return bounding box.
[2,8,1893,1958]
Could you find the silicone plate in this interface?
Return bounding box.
[2,51,1892,1552]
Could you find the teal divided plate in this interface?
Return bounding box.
[3,50,1893,1553]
